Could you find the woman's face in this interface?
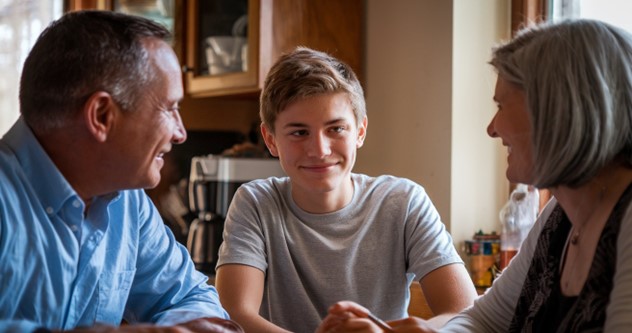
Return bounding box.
[487,76,535,184]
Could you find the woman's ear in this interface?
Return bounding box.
[356,116,368,148]
[83,91,116,142]
[261,123,279,157]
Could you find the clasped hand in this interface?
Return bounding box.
[316,301,437,333]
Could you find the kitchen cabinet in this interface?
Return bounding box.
[184,0,364,98]
[66,0,364,99]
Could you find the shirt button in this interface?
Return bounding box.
[70,225,78,232]
[72,200,81,208]
[46,207,54,215]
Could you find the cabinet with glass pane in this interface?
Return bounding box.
[184,0,363,98]
[66,0,363,98]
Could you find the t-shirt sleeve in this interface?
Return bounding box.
[404,183,464,280]
[216,185,269,273]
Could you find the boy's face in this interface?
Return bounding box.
[262,92,367,210]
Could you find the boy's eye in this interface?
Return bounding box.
[331,126,345,133]
[290,129,308,136]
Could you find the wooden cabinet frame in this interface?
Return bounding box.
[511,0,550,34]
[183,0,363,98]
[66,0,112,11]
[184,0,267,97]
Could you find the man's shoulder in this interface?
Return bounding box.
[0,138,18,165]
[0,142,24,190]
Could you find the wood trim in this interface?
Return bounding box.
[511,0,550,34]
[66,0,113,11]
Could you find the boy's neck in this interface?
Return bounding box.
[292,178,355,214]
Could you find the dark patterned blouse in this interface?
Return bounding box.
[508,185,632,332]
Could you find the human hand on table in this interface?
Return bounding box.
[60,317,243,333]
[316,301,437,333]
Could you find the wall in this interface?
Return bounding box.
[358,0,454,228]
[451,1,511,248]
[356,0,510,248]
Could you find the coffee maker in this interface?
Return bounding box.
[187,155,285,273]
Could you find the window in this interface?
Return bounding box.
[551,0,632,32]
[0,0,62,135]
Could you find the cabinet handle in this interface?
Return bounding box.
[182,65,193,73]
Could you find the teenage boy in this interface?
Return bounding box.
[215,47,477,333]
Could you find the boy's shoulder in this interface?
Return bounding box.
[352,173,427,197]
[237,176,290,199]
[353,173,423,188]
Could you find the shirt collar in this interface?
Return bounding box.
[3,117,78,214]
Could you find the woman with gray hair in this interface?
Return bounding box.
[321,18,632,332]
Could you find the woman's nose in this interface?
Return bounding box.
[487,114,498,138]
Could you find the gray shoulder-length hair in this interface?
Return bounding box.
[490,19,632,188]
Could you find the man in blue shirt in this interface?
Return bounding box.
[0,10,240,333]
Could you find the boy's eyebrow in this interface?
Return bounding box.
[325,117,347,125]
[282,122,308,129]
[282,118,348,129]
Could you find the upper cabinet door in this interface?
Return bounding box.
[184,0,363,98]
[184,0,262,97]
[68,0,364,99]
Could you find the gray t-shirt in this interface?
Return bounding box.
[217,173,463,333]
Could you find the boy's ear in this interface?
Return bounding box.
[356,116,368,148]
[83,91,117,143]
[261,123,279,157]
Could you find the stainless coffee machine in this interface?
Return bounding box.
[187,155,285,273]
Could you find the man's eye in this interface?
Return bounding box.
[331,126,345,133]
[163,106,180,114]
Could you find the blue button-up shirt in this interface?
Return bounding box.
[0,118,228,332]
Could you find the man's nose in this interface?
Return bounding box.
[171,111,187,144]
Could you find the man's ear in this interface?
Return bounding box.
[83,91,116,143]
[356,116,368,148]
[260,123,279,157]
